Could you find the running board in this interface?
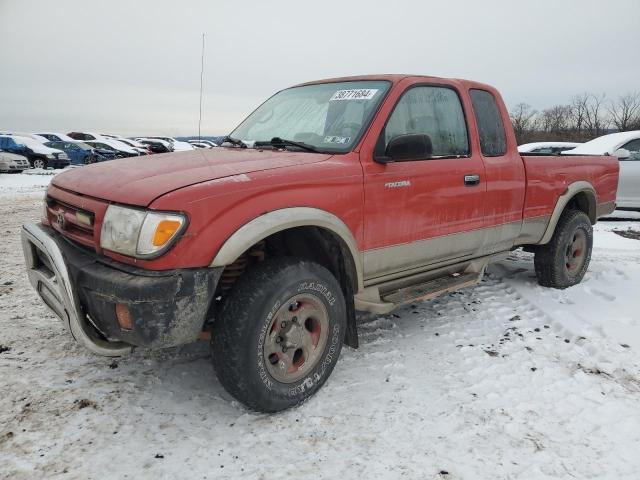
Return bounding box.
[354,271,483,314]
[381,272,481,305]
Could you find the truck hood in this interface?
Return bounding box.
[52,147,332,206]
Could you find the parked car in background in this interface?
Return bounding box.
[6,133,51,144]
[563,131,640,210]
[83,140,137,158]
[44,141,115,165]
[518,142,582,154]
[36,132,78,143]
[68,132,141,156]
[189,142,213,149]
[0,135,69,169]
[135,138,174,153]
[188,139,218,148]
[143,136,195,151]
[67,131,103,142]
[107,137,150,155]
[0,149,30,173]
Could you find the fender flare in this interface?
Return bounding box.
[210,207,364,291]
[539,181,597,244]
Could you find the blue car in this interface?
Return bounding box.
[44,141,116,165]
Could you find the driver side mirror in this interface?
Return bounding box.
[374,134,433,164]
[613,148,631,160]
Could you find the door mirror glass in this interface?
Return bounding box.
[375,134,433,163]
[613,148,631,160]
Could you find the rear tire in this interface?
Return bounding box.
[534,209,592,289]
[212,258,346,412]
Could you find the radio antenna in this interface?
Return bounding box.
[198,33,205,142]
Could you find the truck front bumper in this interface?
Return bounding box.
[21,222,222,356]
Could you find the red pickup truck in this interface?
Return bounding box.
[21,75,618,412]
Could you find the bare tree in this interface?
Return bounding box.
[538,105,572,139]
[569,93,589,135]
[509,103,537,143]
[584,93,608,137]
[608,92,640,131]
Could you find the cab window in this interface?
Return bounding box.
[379,86,469,159]
[470,89,507,156]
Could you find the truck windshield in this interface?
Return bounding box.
[230,81,391,153]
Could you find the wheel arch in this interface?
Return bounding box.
[539,181,597,245]
[210,207,363,293]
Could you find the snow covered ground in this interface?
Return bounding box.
[0,168,70,194]
[1,175,639,479]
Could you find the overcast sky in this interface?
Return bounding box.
[1,0,638,136]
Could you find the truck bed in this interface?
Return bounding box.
[521,153,619,221]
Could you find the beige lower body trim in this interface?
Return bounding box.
[363,221,522,285]
[513,215,551,246]
[596,201,616,218]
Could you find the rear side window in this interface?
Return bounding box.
[621,139,640,153]
[470,89,507,156]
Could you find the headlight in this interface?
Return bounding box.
[46,153,56,159]
[100,204,187,258]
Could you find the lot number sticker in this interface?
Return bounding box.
[323,136,350,144]
[330,89,378,101]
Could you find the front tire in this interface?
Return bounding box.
[212,258,346,412]
[32,158,47,169]
[534,209,593,289]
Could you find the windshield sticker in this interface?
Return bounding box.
[329,89,379,101]
[323,136,350,144]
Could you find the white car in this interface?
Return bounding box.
[563,131,640,211]
[144,136,195,151]
[0,149,30,173]
[518,142,582,154]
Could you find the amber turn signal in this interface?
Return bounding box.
[152,220,182,247]
[115,303,133,330]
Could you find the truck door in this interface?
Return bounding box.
[361,84,487,281]
[468,89,526,253]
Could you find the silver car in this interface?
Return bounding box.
[0,149,30,173]
[563,131,640,211]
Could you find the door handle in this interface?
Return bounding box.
[464,174,480,186]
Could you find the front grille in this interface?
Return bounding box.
[46,196,96,248]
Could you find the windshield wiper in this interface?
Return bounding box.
[268,137,319,153]
[220,135,248,148]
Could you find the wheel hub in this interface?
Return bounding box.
[263,293,329,383]
[565,229,587,274]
